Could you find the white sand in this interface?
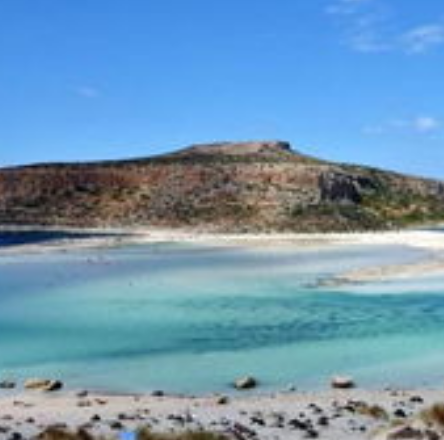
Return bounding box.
[3,227,444,283]
[1,227,444,252]
[0,387,441,439]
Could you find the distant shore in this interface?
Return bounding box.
[2,226,444,284]
[1,225,444,251]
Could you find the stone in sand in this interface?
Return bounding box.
[384,425,425,439]
[216,395,230,405]
[24,379,63,392]
[331,376,355,389]
[233,376,258,390]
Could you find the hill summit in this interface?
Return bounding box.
[170,141,294,157]
[1,141,444,232]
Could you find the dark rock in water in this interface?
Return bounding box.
[151,390,165,397]
[233,376,258,390]
[331,376,355,389]
[0,381,16,389]
[45,380,63,392]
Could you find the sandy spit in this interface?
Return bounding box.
[2,227,444,283]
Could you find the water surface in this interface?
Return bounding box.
[1,241,444,394]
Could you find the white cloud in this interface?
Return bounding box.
[348,25,391,53]
[410,116,441,133]
[400,25,444,54]
[364,116,442,135]
[327,0,393,52]
[326,0,375,16]
[327,0,444,54]
[75,86,100,99]
[362,124,385,135]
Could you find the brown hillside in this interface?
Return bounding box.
[1,141,444,232]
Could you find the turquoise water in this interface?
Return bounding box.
[1,243,444,394]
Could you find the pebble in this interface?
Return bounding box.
[216,395,229,405]
[317,416,329,427]
[109,420,123,430]
[393,408,407,418]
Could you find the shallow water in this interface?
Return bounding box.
[1,242,444,394]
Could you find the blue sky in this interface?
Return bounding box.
[0,0,443,178]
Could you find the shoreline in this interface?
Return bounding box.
[1,226,444,252]
[2,227,444,284]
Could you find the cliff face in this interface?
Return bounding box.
[1,141,444,232]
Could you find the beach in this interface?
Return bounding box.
[2,228,444,439]
[1,386,444,440]
[1,225,444,252]
[3,227,444,284]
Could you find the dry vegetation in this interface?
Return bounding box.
[35,428,230,440]
[1,141,444,232]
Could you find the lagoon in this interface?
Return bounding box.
[1,241,444,394]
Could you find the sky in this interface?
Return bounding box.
[0,0,444,178]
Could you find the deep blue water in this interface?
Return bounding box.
[0,230,119,247]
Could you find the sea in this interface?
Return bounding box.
[1,231,444,394]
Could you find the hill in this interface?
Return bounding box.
[1,141,444,232]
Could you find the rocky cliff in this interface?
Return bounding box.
[1,141,444,232]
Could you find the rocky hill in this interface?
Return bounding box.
[1,141,444,232]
